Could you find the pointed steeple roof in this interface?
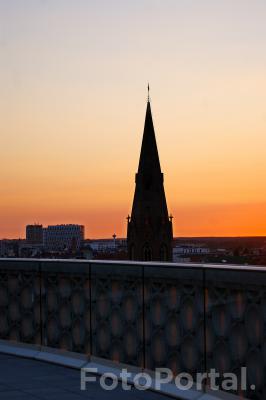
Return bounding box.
[127,89,173,261]
[137,99,161,174]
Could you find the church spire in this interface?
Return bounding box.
[127,91,173,262]
[137,90,161,175]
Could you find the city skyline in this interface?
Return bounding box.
[1,1,266,239]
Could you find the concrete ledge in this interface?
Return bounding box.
[0,340,247,400]
[36,351,87,369]
[37,346,89,369]
[0,340,41,359]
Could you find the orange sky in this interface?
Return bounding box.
[1,1,266,239]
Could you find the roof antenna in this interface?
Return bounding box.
[147,83,150,102]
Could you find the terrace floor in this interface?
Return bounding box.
[0,353,170,400]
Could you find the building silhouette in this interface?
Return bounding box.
[127,90,173,261]
[43,224,84,251]
[26,224,43,244]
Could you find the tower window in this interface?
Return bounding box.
[129,244,135,260]
[143,244,152,261]
[160,244,168,261]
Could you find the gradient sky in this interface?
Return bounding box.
[1,0,266,239]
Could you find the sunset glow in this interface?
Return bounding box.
[1,1,266,238]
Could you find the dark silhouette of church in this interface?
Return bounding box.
[127,89,173,261]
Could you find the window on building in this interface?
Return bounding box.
[160,244,168,261]
[129,244,135,260]
[143,244,152,261]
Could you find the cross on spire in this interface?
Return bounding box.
[147,83,150,102]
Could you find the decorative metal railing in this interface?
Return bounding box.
[0,259,265,399]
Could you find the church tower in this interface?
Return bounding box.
[127,89,173,261]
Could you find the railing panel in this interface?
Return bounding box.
[205,269,266,400]
[91,263,143,366]
[144,265,204,378]
[1,259,266,400]
[0,260,41,345]
[41,261,91,354]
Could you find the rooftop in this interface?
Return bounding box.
[0,352,168,400]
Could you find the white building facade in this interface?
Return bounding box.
[173,245,210,262]
[43,224,84,251]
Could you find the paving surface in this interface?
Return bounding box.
[0,353,170,400]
